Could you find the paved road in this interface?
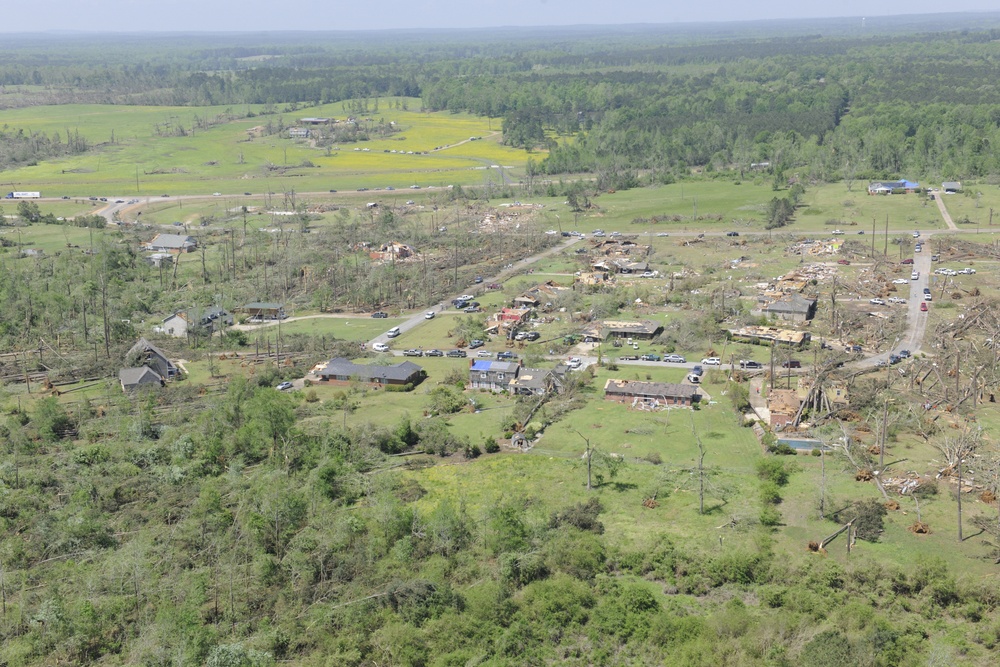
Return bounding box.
[367,236,582,347]
[854,235,932,368]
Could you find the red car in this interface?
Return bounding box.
[901,258,914,265]
[920,302,928,312]
[837,259,850,265]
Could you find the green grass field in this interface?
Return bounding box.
[0,99,536,196]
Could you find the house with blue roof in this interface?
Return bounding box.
[469,360,521,392]
[868,180,919,195]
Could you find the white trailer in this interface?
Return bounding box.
[5,191,41,199]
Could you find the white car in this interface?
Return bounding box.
[910,272,919,280]
[567,356,582,369]
[701,357,721,365]
[888,297,906,304]
[476,350,492,358]
[831,229,845,235]
[458,294,475,301]
[912,231,921,238]
[425,311,436,319]
[372,342,390,352]
[959,268,976,275]
[869,298,886,305]
[892,278,909,284]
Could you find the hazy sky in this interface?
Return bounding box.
[7,0,1000,33]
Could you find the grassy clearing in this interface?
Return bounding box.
[0,100,535,195]
[266,316,405,341]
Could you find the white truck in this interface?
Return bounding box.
[5,191,40,199]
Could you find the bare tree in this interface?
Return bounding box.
[935,427,983,541]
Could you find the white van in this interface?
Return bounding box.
[386,327,401,338]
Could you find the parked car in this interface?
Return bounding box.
[901,258,914,264]
[496,351,517,361]
[425,349,444,357]
[899,349,912,358]
[892,278,909,284]
[869,298,886,305]
[372,342,390,352]
[914,244,922,252]
[837,259,851,265]
[523,332,541,341]
[889,354,902,364]
[920,302,929,311]
[700,357,721,365]
[923,293,933,301]
[910,271,920,280]
[425,311,436,319]
[888,297,906,304]
[446,349,467,358]
[781,360,802,369]
[959,268,976,275]
[726,231,740,237]
[276,382,294,391]
[831,229,845,235]
[664,354,686,363]
[691,365,704,376]
[458,294,475,301]
[468,339,484,349]
[463,306,482,313]
[913,231,921,238]
[739,360,763,369]
[639,353,660,362]
[402,349,423,357]
[371,311,389,318]
[567,357,582,369]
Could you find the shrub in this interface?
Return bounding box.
[463,444,481,459]
[759,481,782,505]
[644,451,663,465]
[483,436,500,454]
[760,506,782,526]
[755,458,790,486]
[549,498,604,533]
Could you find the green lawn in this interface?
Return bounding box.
[0,99,537,196]
[269,316,406,341]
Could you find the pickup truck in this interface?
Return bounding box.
[619,355,639,361]
[639,353,660,362]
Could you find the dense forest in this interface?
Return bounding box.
[5,21,1000,184]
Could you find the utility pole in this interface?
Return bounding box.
[879,398,888,469]
[871,217,876,256]
[884,215,889,255]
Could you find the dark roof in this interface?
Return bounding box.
[470,360,520,373]
[318,357,423,382]
[509,367,551,391]
[762,294,816,315]
[119,366,163,387]
[148,233,196,248]
[128,337,171,363]
[604,379,700,400]
[240,302,284,310]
